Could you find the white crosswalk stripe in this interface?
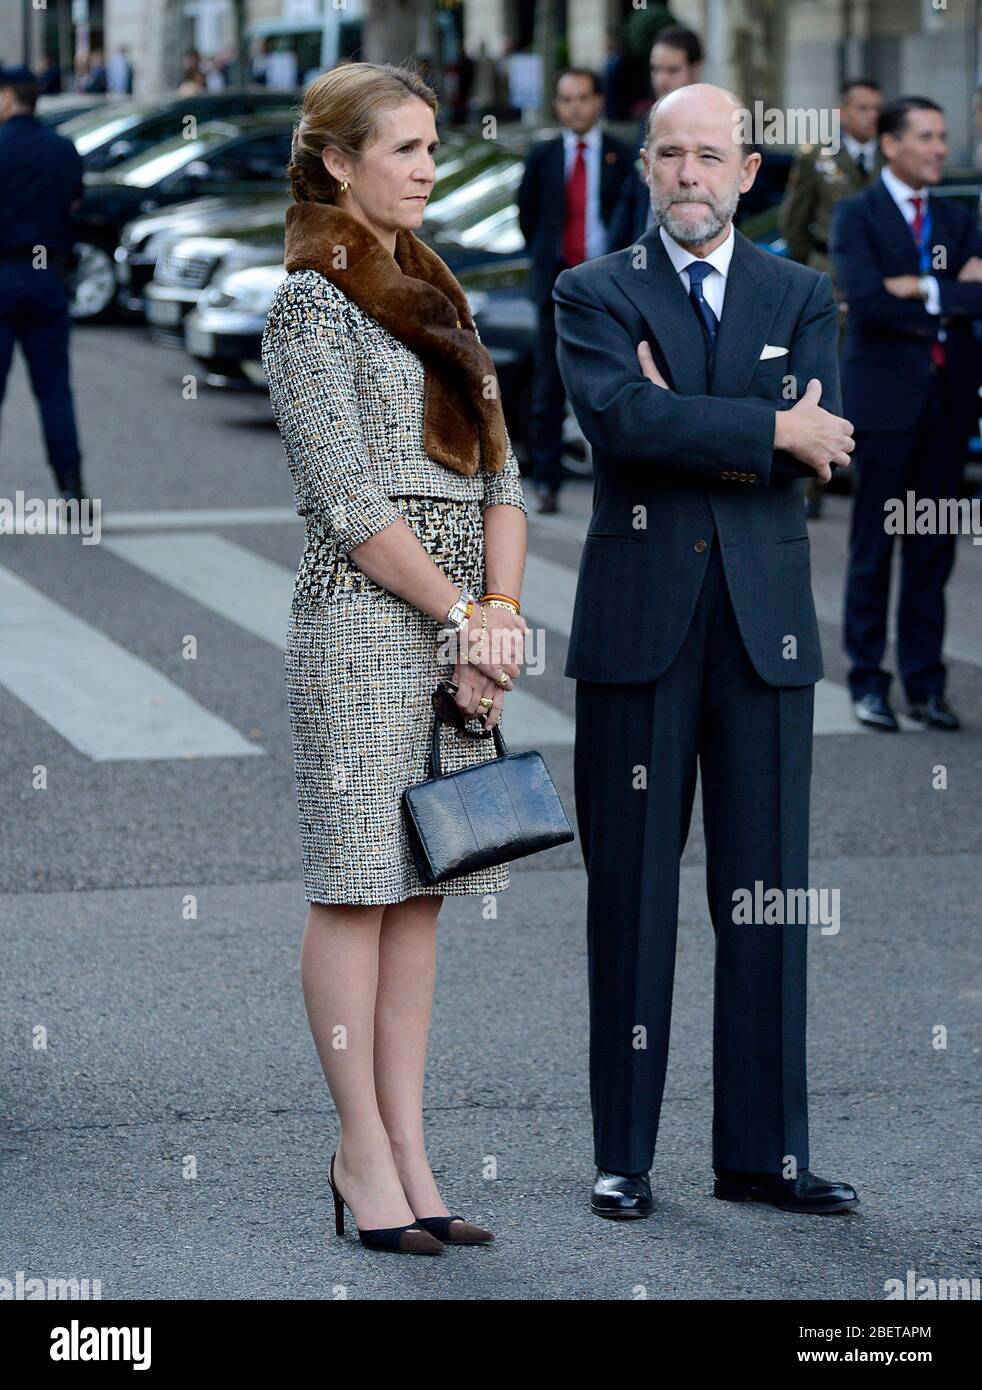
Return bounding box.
[0,564,263,761]
[520,550,914,734]
[0,514,932,759]
[102,532,577,747]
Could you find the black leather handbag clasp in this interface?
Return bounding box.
[401,681,574,885]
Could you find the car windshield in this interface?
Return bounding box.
[425,160,524,226]
[110,128,235,187]
[59,102,155,154]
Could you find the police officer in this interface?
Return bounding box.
[780,77,883,518]
[0,64,85,502]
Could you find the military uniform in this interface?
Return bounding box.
[780,142,880,279]
[0,68,85,498]
[779,142,879,509]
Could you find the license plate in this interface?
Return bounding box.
[148,299,183,326]
[186,329,215,358]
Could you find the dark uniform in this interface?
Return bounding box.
[0,67,84,496]
[779,142,879,514]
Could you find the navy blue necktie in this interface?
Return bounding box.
[686,260,718,343]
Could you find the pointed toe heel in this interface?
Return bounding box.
[415,1214,494,1245]
[328,1152,445,1255]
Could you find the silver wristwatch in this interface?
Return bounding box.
[445,587,478,630]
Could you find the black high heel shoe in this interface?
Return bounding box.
[328,1152,445,1255]
[415,1214,494,1245]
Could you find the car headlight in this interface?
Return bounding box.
[201,264,286,315]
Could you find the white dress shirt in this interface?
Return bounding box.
[658,223,736,322]
[842,132,878,175]
[562,124,607,261]
[880,165,941,315]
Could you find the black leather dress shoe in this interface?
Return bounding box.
[714,1168,859,1214]
[591,1168,653,1219]
[908,694,960,730]
[853,692,899,731]
[536,486,559,515]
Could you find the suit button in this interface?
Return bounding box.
[748,472,758,482]
[721,470,731,480]
[739,472,748,481]
[693,539,708,553]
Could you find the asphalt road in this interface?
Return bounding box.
[1,320,979,1302]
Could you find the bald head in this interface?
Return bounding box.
[646,83,749,156]
[641,84,761,253]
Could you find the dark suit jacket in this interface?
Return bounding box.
[607,171,652,252]
[517,130,636,308]
[553,226,840,688]
[830,177,982,436]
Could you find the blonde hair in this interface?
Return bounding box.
[287,61,439,205]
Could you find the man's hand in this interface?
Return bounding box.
[773,378,854,483]
[637,339,670,389]
[883,275,924,300]
[957,256,982,283]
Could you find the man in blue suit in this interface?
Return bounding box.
[831,97,982,732]
[554,84,860,1220]
[517,68,635,514]
[0,65,85,502]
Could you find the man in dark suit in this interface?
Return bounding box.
[0,65,85,502]
[831,97,982,732]
[780,78,883,519]
[554,84,859,1220]
[517,67,635,514]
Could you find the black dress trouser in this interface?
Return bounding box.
[574,536,815,1176]
[844,372,962,703]
[527,262,568,492]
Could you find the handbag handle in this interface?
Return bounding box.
[430,706,508,777]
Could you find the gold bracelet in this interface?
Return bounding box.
[482,594,521,614]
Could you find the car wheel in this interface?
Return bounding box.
[70,241,117,320]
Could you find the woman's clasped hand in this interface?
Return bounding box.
[450,603,528,730]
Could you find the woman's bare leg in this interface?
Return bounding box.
[300,901,416,1230]
[373,894,450,1218]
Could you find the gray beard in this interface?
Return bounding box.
[652,190,739,247]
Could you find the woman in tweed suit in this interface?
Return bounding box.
[261,63,528,1253]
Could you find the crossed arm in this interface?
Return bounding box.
[553,269,852,486]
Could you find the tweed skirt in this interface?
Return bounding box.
[284,494,512,906]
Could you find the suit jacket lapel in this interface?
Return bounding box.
[709,232,789,397]
[611,225,709,395]
[869,177,921,271]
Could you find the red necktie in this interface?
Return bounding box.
[910,195,946,368]
[562,140,587,268]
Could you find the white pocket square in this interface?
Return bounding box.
[759,344,789,360]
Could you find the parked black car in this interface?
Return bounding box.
[37,94,110,127]
[58,92,295,171]
[116,196,288,313]
[72,116,294,318]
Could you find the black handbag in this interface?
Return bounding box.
[401,681,575,885]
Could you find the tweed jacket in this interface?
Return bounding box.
[262,268,527,554]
